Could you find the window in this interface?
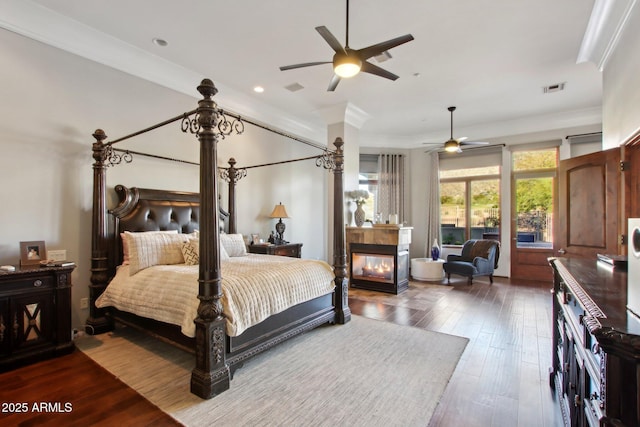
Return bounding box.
[359,153,405,224]
[512,147,557,249]
[359,172,377,222]
[440,166,501,244]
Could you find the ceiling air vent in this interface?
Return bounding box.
[374,51,392,63]
[285,83,304,92]
[543,82,566,93]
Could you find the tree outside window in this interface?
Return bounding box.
[440,166,500,244]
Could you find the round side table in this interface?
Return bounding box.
[411,258,445,281]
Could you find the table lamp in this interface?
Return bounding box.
[269,203,290,244]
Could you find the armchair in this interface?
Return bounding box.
[443,239,500,285]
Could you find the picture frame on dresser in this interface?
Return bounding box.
[19,240,46,266]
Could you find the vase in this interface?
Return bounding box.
[354,203,366,227]
[431,239,440,261]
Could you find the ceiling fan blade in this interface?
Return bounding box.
[327,74,341,91]
[357,34,414,60]
[280,61,332,71]
[360,61,399,81]
[315,26,346,54]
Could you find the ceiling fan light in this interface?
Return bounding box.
[444,139,459,152]
[334,55,362,78]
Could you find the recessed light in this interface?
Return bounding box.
[253,86,265,93]
[152,38,168,47]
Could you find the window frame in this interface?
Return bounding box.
[440,169,501,244]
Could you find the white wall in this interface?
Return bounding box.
[0,29,328,330]
[602,4,640,148]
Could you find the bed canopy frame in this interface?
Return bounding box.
[88,78,350,398]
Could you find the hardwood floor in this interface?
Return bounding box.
[0,349,182,427]
[1,275,562,427]
[349,275,564,427]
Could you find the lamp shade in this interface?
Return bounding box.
[444,139,460,152]
[333,52,362,78]
[269,203,290,219]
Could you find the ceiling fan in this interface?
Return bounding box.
[425,106,489,153]
[279,0,414,91]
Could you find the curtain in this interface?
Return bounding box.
[424,152,441,256]
[377,154,405,224]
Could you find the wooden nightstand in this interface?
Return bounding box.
[248,243,302,258]
[0,264,75,371]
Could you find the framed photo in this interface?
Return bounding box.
[251,233,260,245]
[20,240,46,266]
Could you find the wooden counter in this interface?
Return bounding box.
[549,257,640,427]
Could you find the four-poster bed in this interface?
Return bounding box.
[87,79,350,399]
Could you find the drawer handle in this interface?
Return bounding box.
[33,279,43,287]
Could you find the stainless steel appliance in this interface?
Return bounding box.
[627,218,640,317]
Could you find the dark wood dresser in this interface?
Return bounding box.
[248,243,302,258]
[0,265,75,371]
[549,257,640,427]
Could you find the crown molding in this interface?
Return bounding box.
[0,0,327,144]
[361,106,602,149]
[577,0,638,71]
[316,102,371,129]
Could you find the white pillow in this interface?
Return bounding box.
[121,230,178,265]
[181,238,230,265]
[125,231,188,275]
[220,233,247,257]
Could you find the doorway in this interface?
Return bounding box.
[510,147,557,281]
[511,175,555,280]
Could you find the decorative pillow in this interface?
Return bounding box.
[182,240,200,265]
[219,241,231,261]
[180,238,230,265]
[121,230,178,265]
[220,233,247,257]
[125,231,188,275]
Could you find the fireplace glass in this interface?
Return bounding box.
[350,243,409,294]
[352,252,395,284]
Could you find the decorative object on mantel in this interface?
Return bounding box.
[354,204,366,227]
[19,240,46,267]
[269,203,290,244]
[431,239,440,261]
[346,190,369,227]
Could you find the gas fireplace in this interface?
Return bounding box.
[350,243,409,294]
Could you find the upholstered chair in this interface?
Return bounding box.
[443,239,500,285]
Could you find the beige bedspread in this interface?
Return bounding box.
[95,254,335,337]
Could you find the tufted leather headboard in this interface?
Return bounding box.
[109,185,229,267]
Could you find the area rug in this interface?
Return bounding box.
[76,315,468,427]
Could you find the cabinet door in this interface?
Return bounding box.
[11,291,53,353]
[0,299,8,357]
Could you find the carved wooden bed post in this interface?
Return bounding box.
[226,158,238,234]
[87,129,114,334]
[190,79,231,398]
[331,137,351,324]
